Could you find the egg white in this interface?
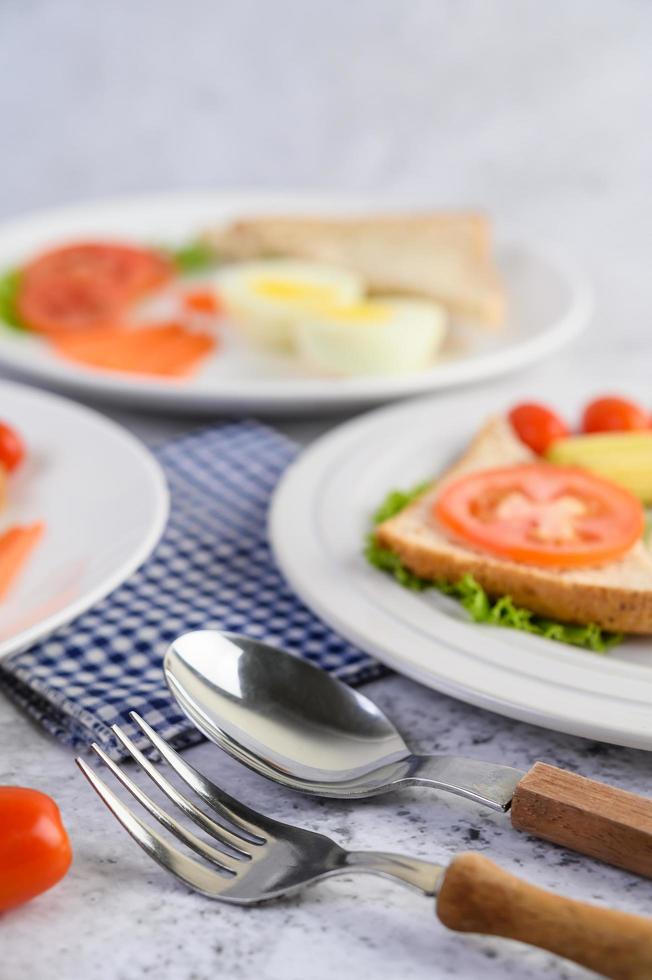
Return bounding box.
[214,260,363,352]
[295,297,448,376]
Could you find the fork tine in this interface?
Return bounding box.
[76,758,236,900]
[130,712,269,840]
[90,743,241,874]
[111,724,257,856]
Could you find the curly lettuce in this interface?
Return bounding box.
[165,239,216,274]
[365,484,622,653]
[0,268,25,330]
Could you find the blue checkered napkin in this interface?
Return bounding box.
[0,420,384,759]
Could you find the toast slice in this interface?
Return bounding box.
[204,212,505,326]
[376,417,652,634]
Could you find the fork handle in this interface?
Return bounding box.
[437,852,652,979]
[343,850,444,895]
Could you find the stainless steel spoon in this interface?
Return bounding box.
[164,629,524,811]
[164,630,652,878]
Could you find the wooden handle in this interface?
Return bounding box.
[436,852,652,979]
[511,762,652,877]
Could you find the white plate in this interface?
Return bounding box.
[0,380,169,659]
[270,386,652,750]
[0,191,592,414]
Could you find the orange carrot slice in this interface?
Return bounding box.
[0,523,44,599]
[183,289,222,315]
[52,323,216,378]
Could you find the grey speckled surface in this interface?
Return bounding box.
[1,1,652,978]
[2,672,650,980]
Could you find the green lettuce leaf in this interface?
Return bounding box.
[0,268,26,330]
[365,484,622,653]
[165,240,217,275]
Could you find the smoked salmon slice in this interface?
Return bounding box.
[0,522,44,599]
[52,323,215,378]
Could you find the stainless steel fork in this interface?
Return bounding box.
[77,713,652,980]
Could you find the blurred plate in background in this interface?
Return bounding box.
[0,191,592,414]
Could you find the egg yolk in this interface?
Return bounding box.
[253,279,337,305]
[251,279,391,326]
[317,302,391,324]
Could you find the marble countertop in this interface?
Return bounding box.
[2,1,652,977]
[3,662,652,980]
[3,352,652,980]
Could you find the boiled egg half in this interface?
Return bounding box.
[215,260,363,351]
[296,297,447,376]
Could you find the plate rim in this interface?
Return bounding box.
[0,378,169,659]
[269,390,652,750]
[0,189,593,413]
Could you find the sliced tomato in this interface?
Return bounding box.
[508,402,569,454]
[434,464,644,569]
[16,242,173,335]
[17,272,122,335]
[582,396,649,434]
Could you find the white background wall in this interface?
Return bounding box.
[1,0,650,354]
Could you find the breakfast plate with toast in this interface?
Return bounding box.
[270,384,652,748]
[0,191,591,413]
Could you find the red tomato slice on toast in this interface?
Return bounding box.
[434,464,644,569]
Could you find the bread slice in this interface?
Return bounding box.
[204,212,505,326]
[376,417,652,633]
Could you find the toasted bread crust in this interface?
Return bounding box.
[204,212,505,326]
[376,417,652,634]
[377,523,652,633]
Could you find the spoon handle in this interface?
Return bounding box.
[406,755,524,812]
[511,762,652,878]
[437,852,652,979]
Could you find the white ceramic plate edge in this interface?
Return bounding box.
[269,393,652,749]
[0,191,593,413]
[0,381,170,659]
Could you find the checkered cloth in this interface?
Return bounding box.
[0,421,384,759]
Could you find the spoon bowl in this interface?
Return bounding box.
[164,630,523,810]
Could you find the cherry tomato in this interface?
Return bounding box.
[0,421,24,472]
[17,242,173,335]
[508,402,570,454]
[0,787,72,913]
[182,289,222,315]
[434,463,644,569]
[582,396,649,434]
